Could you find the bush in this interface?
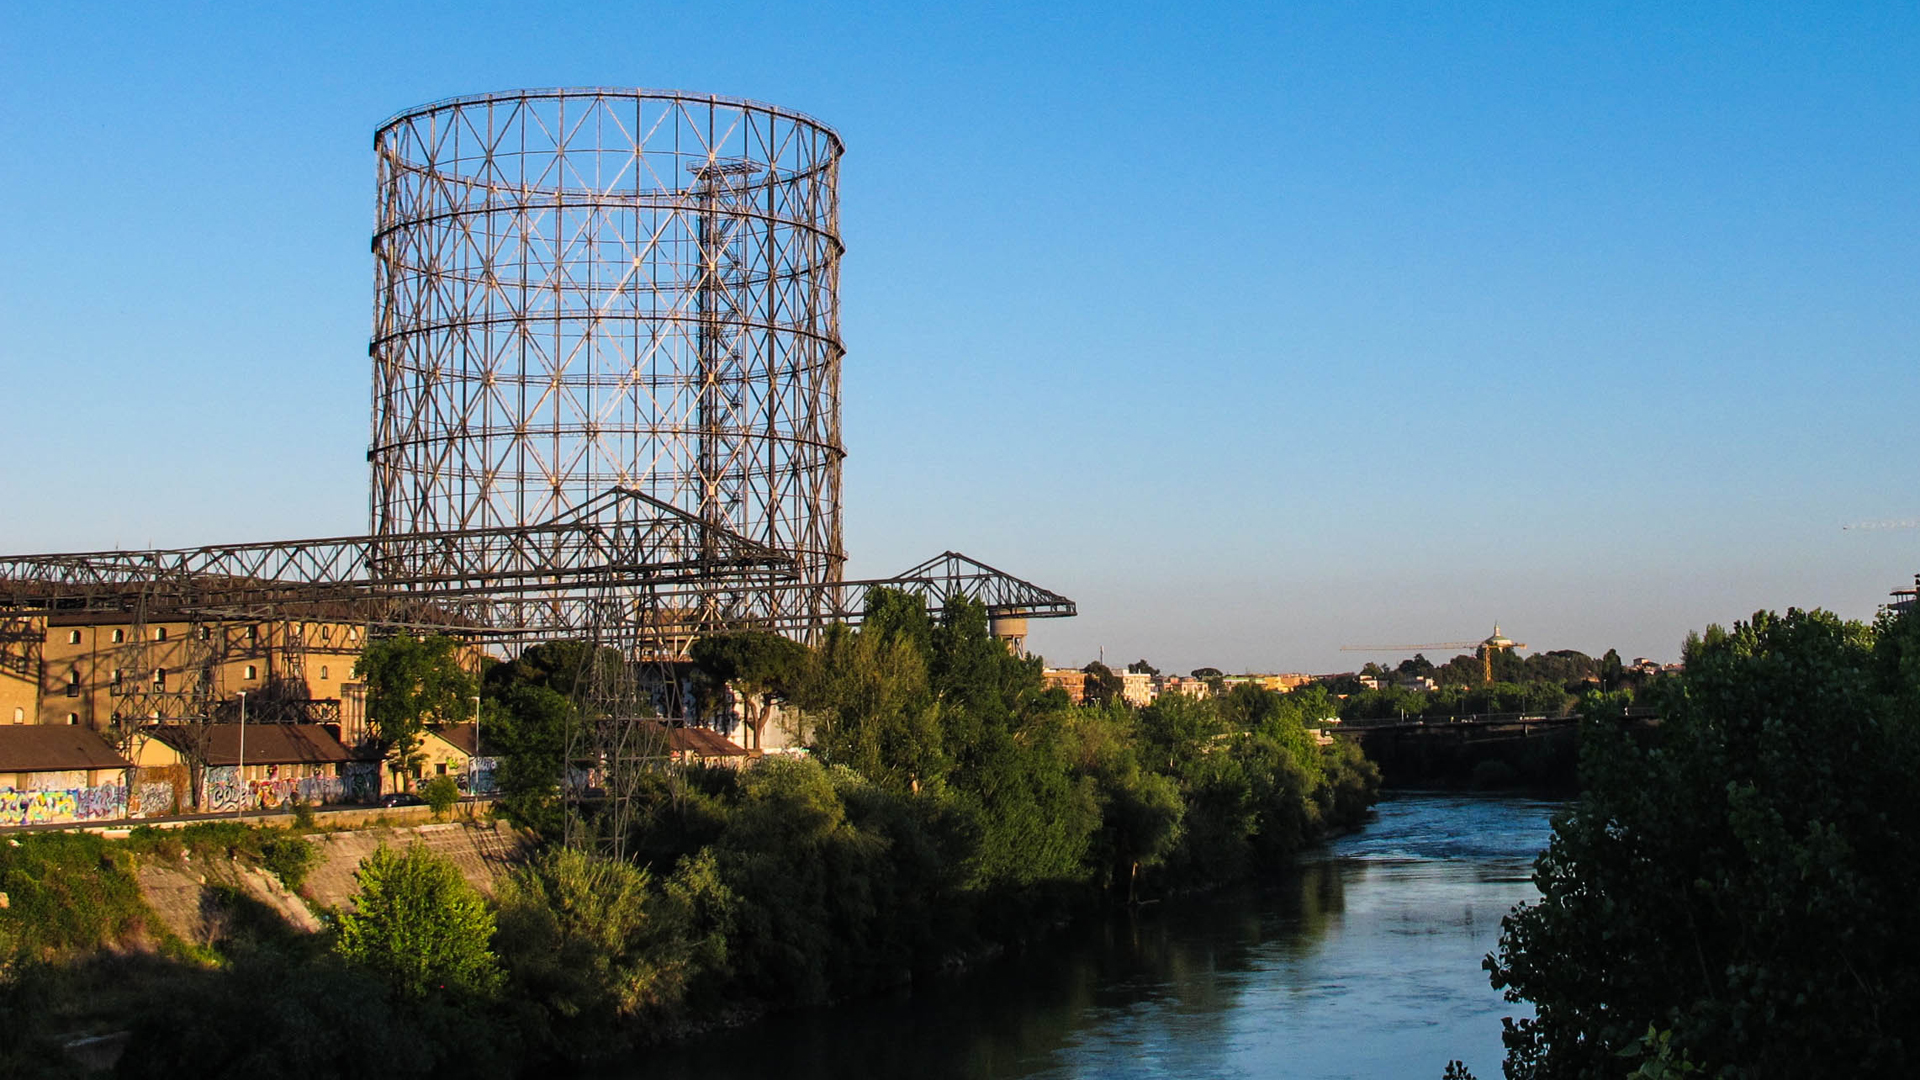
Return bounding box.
[0,832,152,959]
[422,775,461,818]
[334,844,502,999]
[260,836,321,893]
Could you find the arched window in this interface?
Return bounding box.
[11,707,23,724]
[154,627,167,642]
[66,669,80,696]
[244,664,258,681]
[66,713,78,725]
[319,666,330,680]
[153,668,166,689]
[67,629,82,645]
[112,628,125,644]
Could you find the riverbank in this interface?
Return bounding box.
[586,793,1558,1080]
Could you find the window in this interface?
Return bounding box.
[111,669,123,689]
[153,627,167,642]
[67,629,82,645]
[244,664,258,681]
[153,668,166,689]
[66,669,80,696]
[66,713,78,725]
[11,707,22,724]
[319,666,329,680]
[112,628,124,644]
[248,626,259,644]
[436,763,448,776]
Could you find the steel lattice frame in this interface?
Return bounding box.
[371,89,846,642]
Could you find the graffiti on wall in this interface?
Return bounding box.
[465,757,499,796]
[202,764,384,813]
[344,762,380,802]
[205,766,247,812]
[0,783,128,827]
[130,781,178,818]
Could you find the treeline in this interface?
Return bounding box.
[1333,647,1660,723]
[1478,607,1920,1078]
[0,591,1380,1077]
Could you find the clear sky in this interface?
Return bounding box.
[2,2,1915,674]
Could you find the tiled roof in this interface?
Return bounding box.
[662,724,749,758]
[0,725,134,772]
[431,722,488,757]
[142,723,352,766]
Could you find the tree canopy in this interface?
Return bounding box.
[1488,607,1920,1078]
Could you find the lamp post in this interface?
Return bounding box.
[235,691,247,819]
[470,694,482,797]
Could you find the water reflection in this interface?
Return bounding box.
[593,794,1558,1080]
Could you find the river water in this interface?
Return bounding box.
[614,793,1560,1080]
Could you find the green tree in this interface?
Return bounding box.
[1081,661,1124,706]
[334,844,503,999]
[1488,608,1920,1078]
[801,591,944,793]
[494,846,728,1039]
[691,630,810,750]
[485,685,573,833]
[355,634,477,791]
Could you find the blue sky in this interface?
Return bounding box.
[2,2,1914,673]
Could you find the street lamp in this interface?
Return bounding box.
[235,690,247,819]
[470,694,482,796]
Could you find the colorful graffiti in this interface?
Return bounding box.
[205,766,248,812]
[0,783,128,827]
[202,763,384,813]
[130,781,178,818]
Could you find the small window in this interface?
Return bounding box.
[112,628,125,644]
[67,629,82,645]
[111,668,123,688]
[153,668,167,689]
[11,707,22,724]
[319,665,330,680]
[248,626,259,644]
[436,763,448,776]
[66,713,78,725]
[66,669,80,696]
[244,664,258,681]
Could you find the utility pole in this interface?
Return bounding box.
[235,691,247,819]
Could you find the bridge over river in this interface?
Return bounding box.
[1335,710,1660,792]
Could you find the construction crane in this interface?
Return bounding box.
[1340,625,1527,685]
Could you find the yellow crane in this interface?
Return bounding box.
[1340,625,1528,685]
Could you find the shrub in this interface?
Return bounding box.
[0,833,151,959]
[422,775,461,818]
[334,844,501,999]
[260,835,321,893]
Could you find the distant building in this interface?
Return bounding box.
[1156,675,1212,700]
[1118,671,1155,707]
[1042,668,1087,703]
[0,609,372,738]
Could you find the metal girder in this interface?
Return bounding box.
[0,488,796,626]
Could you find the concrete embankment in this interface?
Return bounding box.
[130,818,529,947]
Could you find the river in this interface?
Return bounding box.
[605,793,1561,1080]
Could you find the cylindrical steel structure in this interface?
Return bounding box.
[369,89,845,638]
